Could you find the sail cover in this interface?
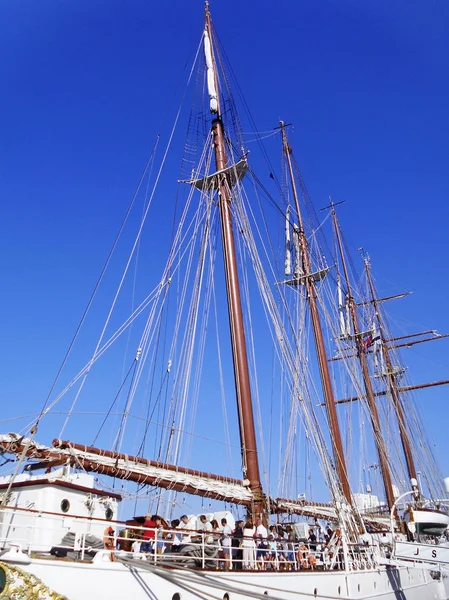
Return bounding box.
[0,434,254,505]
[204,29,218,113]
[180,157,248,191]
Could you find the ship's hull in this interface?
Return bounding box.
[3,554,447,600]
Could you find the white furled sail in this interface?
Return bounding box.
[337,276,348,338]
[180,156,248,190]
[0,434,254,505]
[285,205,292,276]
[293,223,302,279]
[204,29,218,113]
[345,295,351,337]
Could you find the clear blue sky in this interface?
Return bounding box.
[0,0,448,508]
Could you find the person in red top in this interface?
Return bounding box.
[141,514,157,552]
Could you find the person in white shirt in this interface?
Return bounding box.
[198,514,213,545]
[221,518,233,570]
[255,517,268,568]
[166,519,181,553]
[177,514,192,544]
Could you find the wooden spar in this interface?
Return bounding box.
[204,4,264,518]
[331,206,395,511]
[364,258,418,484]
[387,330,440,343]
[52,439,244,483]
[329,332,448,362]
[356,292,411,306]
[391,334,449,350]
[333,378,449,406]
[279,122,352,506]
[0,437,253,505]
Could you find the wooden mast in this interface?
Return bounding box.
[364,256,418,485]
[204,3,264,517]
[331,205,396,510]
[279,122,352,505]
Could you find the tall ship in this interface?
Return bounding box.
[0,3,448,599]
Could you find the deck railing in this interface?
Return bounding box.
[0,505,387,572]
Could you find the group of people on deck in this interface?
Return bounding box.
[126,513,341,570]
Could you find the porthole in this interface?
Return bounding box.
[223,594,230,600]
[60,499,70,513]
[105,507,114,520]
[172,594,181,600]
[0,566,7,593]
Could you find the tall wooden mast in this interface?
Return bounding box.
[331,206,396,510]
[204,4,264,517]
[364,256,418,486]
[279,122,352,505]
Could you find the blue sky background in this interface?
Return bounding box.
[0,0,448,509]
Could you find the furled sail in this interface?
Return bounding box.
[180,156,248,191]
[284,266,331,286]
[285,205,292,276]
[293,223,303,279]
[204,29,218,113]
[337,275,350,339]
[0,434,253,505]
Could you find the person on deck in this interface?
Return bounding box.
[210,519,221,543]
[141,514,157,552]
[255,517,268,569]
[308,528,317,551]
[152,515,165,553]
[198,514,213,545]
[242,520,256,569]
[166,519,181,553]
[103,525,115,550]
[221,518,233,570]
[232,520,244,570]
[286,533,296,569]
[178,514,192,544]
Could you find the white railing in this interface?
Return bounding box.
[0,506,382,572]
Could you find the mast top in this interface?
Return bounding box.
[320,198,345,212]
[204,2,220,116]
[359,248,371,269]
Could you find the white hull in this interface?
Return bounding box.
[4,554,447,600]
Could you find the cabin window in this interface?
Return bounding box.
[223,594,230,600]
[338,586,341,595]
[172,594,181,600]
[105,507,114,520]
[60,499,70,513]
